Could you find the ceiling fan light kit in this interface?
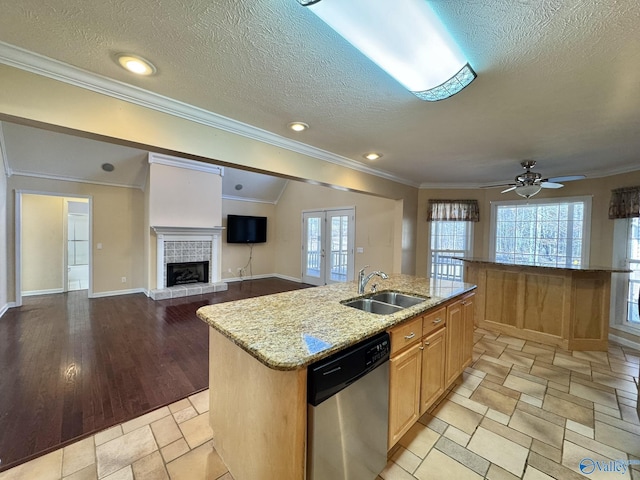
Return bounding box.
[296,0,476,101]
[495,160,586,198]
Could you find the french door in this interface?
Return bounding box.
[302,208,355,286]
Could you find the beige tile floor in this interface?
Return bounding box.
[1,328,639,480]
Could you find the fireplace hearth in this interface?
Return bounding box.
[167,261,209,287]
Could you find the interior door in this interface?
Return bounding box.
[302,208,355,286]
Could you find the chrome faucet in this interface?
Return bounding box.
[358,265,389,294]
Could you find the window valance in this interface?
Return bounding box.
[427,199,480,222]
[608,186,640,219]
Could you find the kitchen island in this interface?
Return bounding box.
[196,274,475,480]
[458,258,629,351]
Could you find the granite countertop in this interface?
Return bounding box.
[454,257,630,273]
[196,274,475,371]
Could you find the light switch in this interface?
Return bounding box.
[97,243,103,250]
[356,247,364,254]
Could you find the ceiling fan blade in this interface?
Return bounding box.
[481,183,515,189]
[501,186,517,193]
[545,175,585,183]
[541,181,564,189]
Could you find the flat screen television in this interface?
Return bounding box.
[226,215,267,244]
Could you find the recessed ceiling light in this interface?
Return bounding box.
[288,122,309,132]
[364,153,382,161]
[101,163,115,172]
[116,54,156,76]
[234,184,244,191]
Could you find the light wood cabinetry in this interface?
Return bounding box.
[420,327,446,415]
[462,259,619,351]
[388,293,474,449]
[388,341,423,446]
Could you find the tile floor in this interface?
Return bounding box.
[1,328,639,480]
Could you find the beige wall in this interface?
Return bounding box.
[221,199,277,281]
[0,155,7,310]
[149,163,222,228]
[275,181,399,280]
[417,169,640,275]
[6,176,145,301]
[21,194,65,292]
[0,65,419,277]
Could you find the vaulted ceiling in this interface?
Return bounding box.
[0,0,639,190]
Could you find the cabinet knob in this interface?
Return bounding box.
[404,332,416,340]
[461,301,467,305]
[419,346,424,350]
[424,341,430,346]
[433,318,442,324]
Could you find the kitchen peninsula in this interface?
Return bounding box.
[458,258,629,351]
[196,274,475,480]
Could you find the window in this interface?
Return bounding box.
[429,221,473,281]
[490,197,591,267]
[626,217,640,324]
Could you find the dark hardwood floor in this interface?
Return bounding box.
[0,278,312,472]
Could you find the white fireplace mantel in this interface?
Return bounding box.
[151,226,226,299]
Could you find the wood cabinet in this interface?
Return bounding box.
[420,327,446,415]
[388,341,423,447]
[445,293,475,385]
[387,292,475,449]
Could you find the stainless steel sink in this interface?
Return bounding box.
[341,291,427,315]
[370,291,426,308]
[342,298,403,315]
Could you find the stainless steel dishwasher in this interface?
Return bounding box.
[307,332,390,480]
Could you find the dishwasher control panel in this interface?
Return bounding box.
[308,332,390,406]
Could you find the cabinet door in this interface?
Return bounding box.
[388,343,422,448]
[445,300,463,386]
[461,293,476,370]
[420,327,446,415]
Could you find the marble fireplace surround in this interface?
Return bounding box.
[150,226,227,300]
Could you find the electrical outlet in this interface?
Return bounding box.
[121,277,127,283]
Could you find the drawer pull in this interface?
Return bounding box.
[404,332,416,340]
[419,345,424,350]
[432,318,443,324]
[424,341,430,346]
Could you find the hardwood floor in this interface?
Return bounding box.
[0,278,312,472]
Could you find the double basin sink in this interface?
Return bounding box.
[341,291,427,315]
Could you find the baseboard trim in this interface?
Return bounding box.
[89,288,146,298]
[272,273,303,283]
[608,333,640,351]
[22,288,64,297]
[0,302,16,317]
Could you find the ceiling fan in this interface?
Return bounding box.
[492,160,586,199]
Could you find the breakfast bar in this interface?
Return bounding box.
[457,258,629,351]
[196,274,475,480]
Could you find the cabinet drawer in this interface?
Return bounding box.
[389,316,423,355]
[422,307,446,337]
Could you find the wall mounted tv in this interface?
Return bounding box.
[226,215,267,244]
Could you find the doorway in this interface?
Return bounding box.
[15,192,92,305]
[66,201,90,291]
[302,208,355,286]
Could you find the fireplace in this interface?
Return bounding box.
[167,261,209,287]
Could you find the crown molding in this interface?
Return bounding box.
[148,152,224,176]
[0,41,418,188]
[222,194,277,205]
[11,170,143,190]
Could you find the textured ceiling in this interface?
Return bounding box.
[0,0,639,187]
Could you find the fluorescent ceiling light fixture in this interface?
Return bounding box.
[288,122,309,132]
[363,152,382,161]
[297,0,476,101]
[117,54,156,76]
[515,184,542,199]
